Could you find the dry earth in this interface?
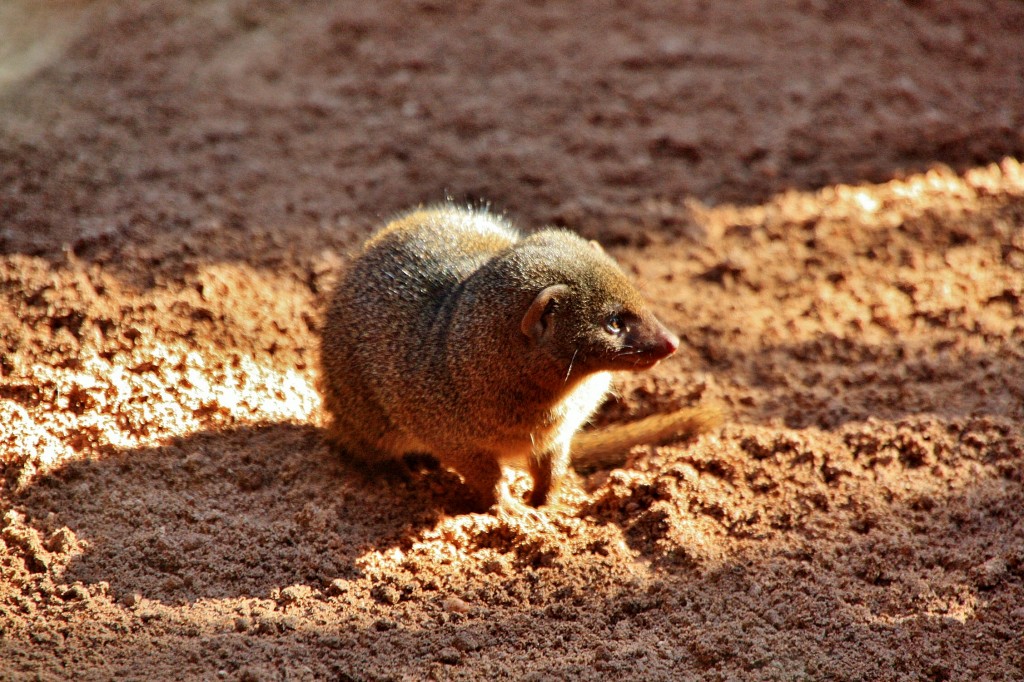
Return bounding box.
[2,1,1024,680]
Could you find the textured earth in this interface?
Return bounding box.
[2,1,1024,680]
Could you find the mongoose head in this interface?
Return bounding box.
[516,231,679,375]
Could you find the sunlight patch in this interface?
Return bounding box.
[3,346,320,486]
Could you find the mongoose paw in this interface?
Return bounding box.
[495,499,545,525]
[494,480,546,523]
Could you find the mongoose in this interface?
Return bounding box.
[319,204,719,513]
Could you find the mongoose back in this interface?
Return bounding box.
[319,205,717,512]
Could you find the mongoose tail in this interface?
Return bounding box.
[571,404,723,473]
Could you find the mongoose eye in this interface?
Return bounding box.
[604,314,626,336]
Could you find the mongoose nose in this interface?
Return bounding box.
[659,330,680,358]
[643,328,679,362]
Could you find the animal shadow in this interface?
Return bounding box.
[14,423,456,605]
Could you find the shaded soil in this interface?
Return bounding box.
[2,1,1024,680]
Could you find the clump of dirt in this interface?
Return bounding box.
[2,1,1024,680]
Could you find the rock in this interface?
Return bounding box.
[371,584,400,605]
[279,584,313,604]
[45,527,77,554]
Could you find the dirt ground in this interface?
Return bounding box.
[2,1,1024,680]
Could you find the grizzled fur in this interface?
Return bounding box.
[319,205,680,511]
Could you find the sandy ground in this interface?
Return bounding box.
[2,1,1024,680]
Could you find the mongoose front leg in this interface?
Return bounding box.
[527,446,570,507]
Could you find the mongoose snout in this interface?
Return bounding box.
[318,204,718,514]
[614,316,679,369]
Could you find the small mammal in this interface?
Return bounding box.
[319,205,718,513]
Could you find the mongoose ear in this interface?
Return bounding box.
[521,284,570,341]
[588,239,605,254]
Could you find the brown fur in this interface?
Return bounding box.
[319,205,716,512]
